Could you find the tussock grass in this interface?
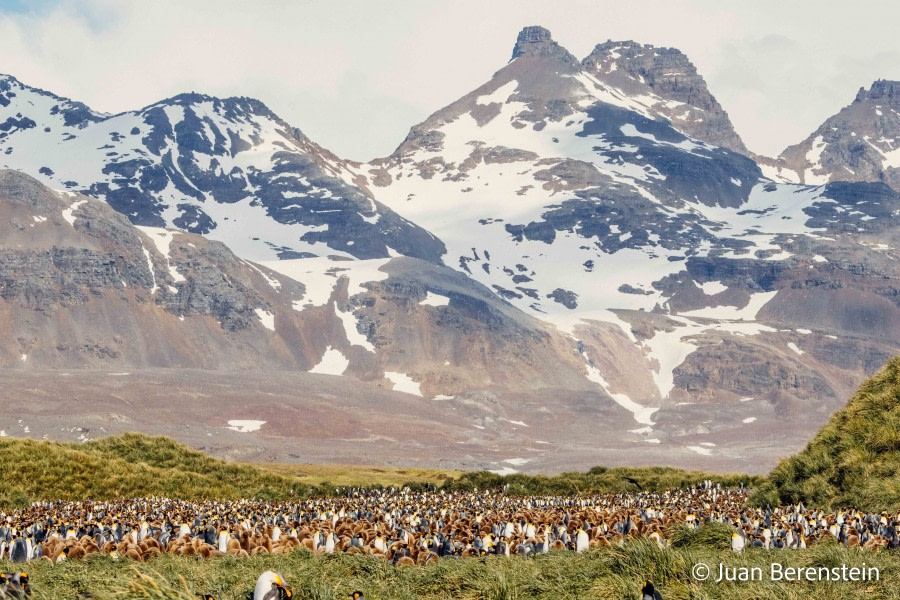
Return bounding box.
[752,356,900,512]
[2,537,897,600]
[668,522,734,551]
[444,466,763,496]
[258,462,460,489]
[0,433,304,503]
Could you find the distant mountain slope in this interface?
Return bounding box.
[0,74,443,262]
[0,169,603,399]
[753,356,900,511]
[768,81,900,191]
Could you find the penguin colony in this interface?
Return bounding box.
[0,485,897,566]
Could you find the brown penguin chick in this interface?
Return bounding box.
[124,547,143,561]
[82,540,101,555]
[395,556,415,568]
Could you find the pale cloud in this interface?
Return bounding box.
[0,0,898,160]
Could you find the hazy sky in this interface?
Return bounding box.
[1,0,897,161]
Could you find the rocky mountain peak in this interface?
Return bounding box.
[510,26,578,66]
[855,80,900,107]
[581,40,748,155]
[773,79,900,191]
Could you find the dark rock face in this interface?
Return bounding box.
[0,171,263,329]
[0,170,319,368]
[511,26,579,66]
[582,41,749,155]
[577,103,761,208]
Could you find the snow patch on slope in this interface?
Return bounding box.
[419,292,450,307]
[137,227,185,291]
[384,371,423,397]
[309,346,349,376]
[227,420,266,433]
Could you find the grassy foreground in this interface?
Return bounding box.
[1,532,897,600]
[752,356,900,512]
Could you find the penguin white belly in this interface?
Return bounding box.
[576,530,589,553]
[254,571,287,600]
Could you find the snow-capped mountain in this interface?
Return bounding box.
[0,74,443,262]
[0,27,897,472]
[362,26,899,444]
[770,80,900,191]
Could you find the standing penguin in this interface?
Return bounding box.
[9,537,28,563]
[731,532,745,553]
[575,528,589,553]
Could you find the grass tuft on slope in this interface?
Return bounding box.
[752,356,900,512]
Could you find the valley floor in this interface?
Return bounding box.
[0,368,820,474]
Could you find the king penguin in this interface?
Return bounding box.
[253,571,292,600]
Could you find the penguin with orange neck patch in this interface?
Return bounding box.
[252,571,292,600]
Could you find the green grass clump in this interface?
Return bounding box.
[442,466,762,496]
[1,534,897,600]
[752,356,900,512]
[669,522,734,551]
[0,433,306,503]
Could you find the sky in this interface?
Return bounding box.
[0,0,897,161]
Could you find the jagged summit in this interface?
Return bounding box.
[855,79,900,106]
[510,26,579,66]
[582,40,749,155]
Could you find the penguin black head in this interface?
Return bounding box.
[196,595,214,600]
[351,592,365,600]
[642,580,662,600]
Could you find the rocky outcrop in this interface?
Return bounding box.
[773,80,900,191]
[582,40,749,155]
[511,26,580,66]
